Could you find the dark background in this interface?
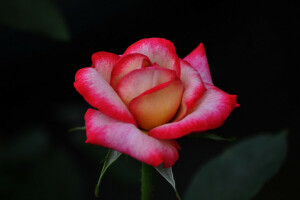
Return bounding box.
[0,0,299,199]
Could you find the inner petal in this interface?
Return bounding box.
[123,38,181,77]
[172,59,206,121]
[110,53,151,88]
[129,79,184,130]
[115,66,177,106]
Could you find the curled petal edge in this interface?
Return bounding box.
[85,109,179,168]
[184,43,213,84]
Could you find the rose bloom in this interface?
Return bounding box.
[74,38,239,168]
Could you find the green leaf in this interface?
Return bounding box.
[184,131,288,200]
[155,165,181,200]
[95,150,122,197]
[0,0,70,41]
[68,126,86,132]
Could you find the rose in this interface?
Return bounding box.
[74,38,239,168]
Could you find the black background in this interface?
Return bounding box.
[0,0,299,199]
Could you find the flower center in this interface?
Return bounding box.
[115,66,184,130]
[128,79,184,130]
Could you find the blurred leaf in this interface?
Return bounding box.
[0,0,70,41]
[198,132,237,142]
[155,165,181,200]
[95,149,122,197]
[0,148,87,200]
[0,127,49,162]
[184,131,288,200]
[0,127,50,198]
[22,149,86,200]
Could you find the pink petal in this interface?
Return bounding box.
[148,83,239,139]
[124,38,181,77]
[129,79,184,131]
[74,67,136,124]
[173,60,207,121]
[110,53,151,88]
[91,51,120,83]
[85,109,179,168]
[116,66,178,106]
[184,43,213,84]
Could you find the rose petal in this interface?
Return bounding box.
[91,51,120,83]
[129,79,184,130]
[124,38,181,77]
[149,83,239,139]
[85,109,179,168]
[110,53,151,88]
[184,43,213,84]
[116,66,178,106]
[74,67,136,124]
[173,59,206,121]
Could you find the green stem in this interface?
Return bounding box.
[141,163,153,200]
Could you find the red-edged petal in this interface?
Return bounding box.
[173,60,206,121]
[184,43,213,84]
[110,53,151,88]
[116,66,177,106]
[149,83,239,139]
[85,109,179,168]
[74,67,136,124]
[91,51,120,83]
[124,38,181,77]
[129,79,184,130]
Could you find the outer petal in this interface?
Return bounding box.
[110,53,151,88]
[124,38,181,77]
[85,109,179,168]
[173,59,206,121]
[184,43,213,84]
[149,83,239,139]
[129,79,184,130]
[74,67,136,124]
[91,51,120,83]
[116,66,177,106]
